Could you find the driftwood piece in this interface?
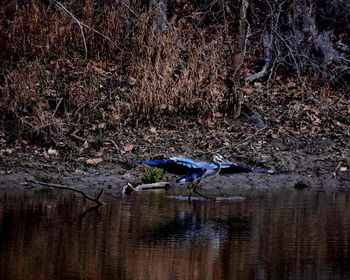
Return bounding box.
[28,180,105,205]
[134,182,170,191]
[122,182,170,195]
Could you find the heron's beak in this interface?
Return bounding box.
[221,159,237,166]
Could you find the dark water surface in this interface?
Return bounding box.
[0,188,349,280]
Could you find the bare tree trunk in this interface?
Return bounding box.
[229,0,249,119]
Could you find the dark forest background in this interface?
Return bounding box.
[0,0,349,149]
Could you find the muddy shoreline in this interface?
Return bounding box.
[1,147,349,200]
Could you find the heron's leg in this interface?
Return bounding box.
[192,184,216,201]
[188,183,194,200]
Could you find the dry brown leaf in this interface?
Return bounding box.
[150,127,157,133]
[123,144,134,152]
[91,65,108,76]
[214,112,223,118]
[1,148,13,156]
[86,158,103,165]
[98,123,106,129]
[287,82,296,88]
[244,88,254,94]
[48,147,59,156]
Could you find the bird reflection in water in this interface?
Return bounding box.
[142,211,250,250]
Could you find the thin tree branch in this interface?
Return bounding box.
[122,2,138,17]
[28,180,105,205]
[106,138,119,151]
[70,129,87,142]
[272,29,311,94]
[78,21,88,59]
[239,126,267,143]
[50,0,127,54]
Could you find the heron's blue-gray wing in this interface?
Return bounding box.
[139,157,201,175]
[218,161,265,173]
[170,157,197,164]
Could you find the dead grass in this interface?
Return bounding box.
[0,0,235,143]
[128,26,228,120]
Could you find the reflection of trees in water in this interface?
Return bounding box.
[1,190,350,280]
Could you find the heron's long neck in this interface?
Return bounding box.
[213,161,221,175]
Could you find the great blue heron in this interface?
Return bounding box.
[139,154,264,200]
